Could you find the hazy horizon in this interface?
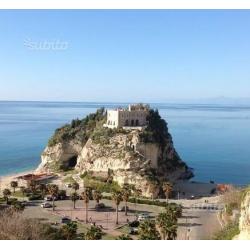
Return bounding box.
[1,96,250,105]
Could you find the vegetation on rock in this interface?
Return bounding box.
[139,109,169,147]
[48,108,106,147]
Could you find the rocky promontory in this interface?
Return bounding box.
[37,106,193,197]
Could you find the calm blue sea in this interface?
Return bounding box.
[0,101,249,185]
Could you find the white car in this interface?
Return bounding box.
[41,202,52,208]
[138,213,150,221]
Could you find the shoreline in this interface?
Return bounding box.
[0,169,37,190]
[0,167,218,199]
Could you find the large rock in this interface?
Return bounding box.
[36,108,193,197]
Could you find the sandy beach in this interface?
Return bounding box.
[0,169,37,190]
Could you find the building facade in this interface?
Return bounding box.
[104,104,149,129]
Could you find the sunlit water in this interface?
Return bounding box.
[0,101,249,185]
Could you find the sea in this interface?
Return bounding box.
[0,101,249,185]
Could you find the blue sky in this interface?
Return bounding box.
[0,10,250,102]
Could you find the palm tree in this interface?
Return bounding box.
[112,191,123,225]
[38,183,47,198]
[122,185,131,216]
[132,188,141,217]
[61,221,78,240]
[47,184,59,211]
[29,180,37,194]
[71,182,79,192]
[10,181,18,193]
[70,192,78,209]
[81,187,91,223]
[107,168,114,183]
[162,182,173,201]
[165,204,179,221]
[156,211,178,240]
[85,225,103,240]
[3,189,11,204]
[19,186,26,200]
[138,219,160,240]
[93,190,102,205]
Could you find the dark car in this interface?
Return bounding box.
[129,220,140,228]
[61,217,71,224]
[95,203,105,210]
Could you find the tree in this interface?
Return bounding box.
[60,221,78,240]
[107,168,114,183]
[29,180,37,194]
[138,219,160,240]
[12,201,25,212]
[3,189,11,204]
[81,187,91,223]
[166,203,182,218]
[122,185,131,216]
[47,184,59,211]
[70,192,78,209]
[38,183,47,198]
[58,189,67,200]
[93,190,102,205]
[0,208,68,240]
[162,182,173,200]
[71,182,79,192]
[165,204,179,221]
[10,181,18,193]
[112,191,123,225]
[116,234,133,240]
[85,225,103,240]
[156,210,178,240]
[19,186,26,199]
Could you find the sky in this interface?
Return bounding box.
[0,10,250,103]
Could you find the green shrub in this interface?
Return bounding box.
[28,194,42,201]
[6,198,18,205]
[213,222,240,240]
[48,108,106,147]
[139,109,169,148]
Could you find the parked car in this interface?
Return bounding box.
[129,220,140,227]
[189,195,195,200]
[95,203,105,209]
[61,216,71,224]
[44,196,53,201]
[41,202,52,208]
[138,213,150,221]
[65,183,72,188]
[45,195,58,201]
[118,206,129,212]
[129,227,138,235]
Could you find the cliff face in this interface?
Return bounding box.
[36,108,193,197]
[234,190,250,240]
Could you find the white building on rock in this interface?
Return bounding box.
[104,104,149,129]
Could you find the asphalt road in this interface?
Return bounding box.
[177,208,222,240]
